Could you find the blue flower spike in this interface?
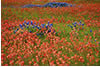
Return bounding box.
[90,30,92,32]
[82,24,84,26]
[31,21,33,25]
[70,4,72,7]
[23,23,25,26]
[29,30,32,33]
[74,24,76,27]
[46,24,48,29]
[24,21,26,24]
[75,22,77,25]
[50,24,53,27]
[17,28,19,31]
[79,21,82,24]
[41,24,45,28]
[37,26,41,30]
[19,24,22,28]
[70,26,73,28]
[27,22,29,25]
[78,21,82,25]
[48,21,50,25]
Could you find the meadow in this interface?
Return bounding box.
[1,0,100,66]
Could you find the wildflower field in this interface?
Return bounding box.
[1,0,100,66]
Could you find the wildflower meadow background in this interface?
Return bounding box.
[1,0,100,66]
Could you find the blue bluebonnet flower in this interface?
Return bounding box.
[42,24,45,28]
[78,21,82,25]
[74,24,76,27]
[82,24,84,26]
[70,5,72,7]
[46,25,48,29]
[29,31,32,33]
[37,26,41,29]
[17,28,19,31]
[19,24,22,28]
[24,21,26,24]
[27,22,29,25]
[53,30,55,33]
[23,23,25,26]
[48,21,50,25]
[49,24,53,27]
[90,30,92,32]
[31,21,33,25]
[41,24,45,28]
[79,21,82,24]
[75,22,77,24]
[70,26,73,28]
[22,2,71,8]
